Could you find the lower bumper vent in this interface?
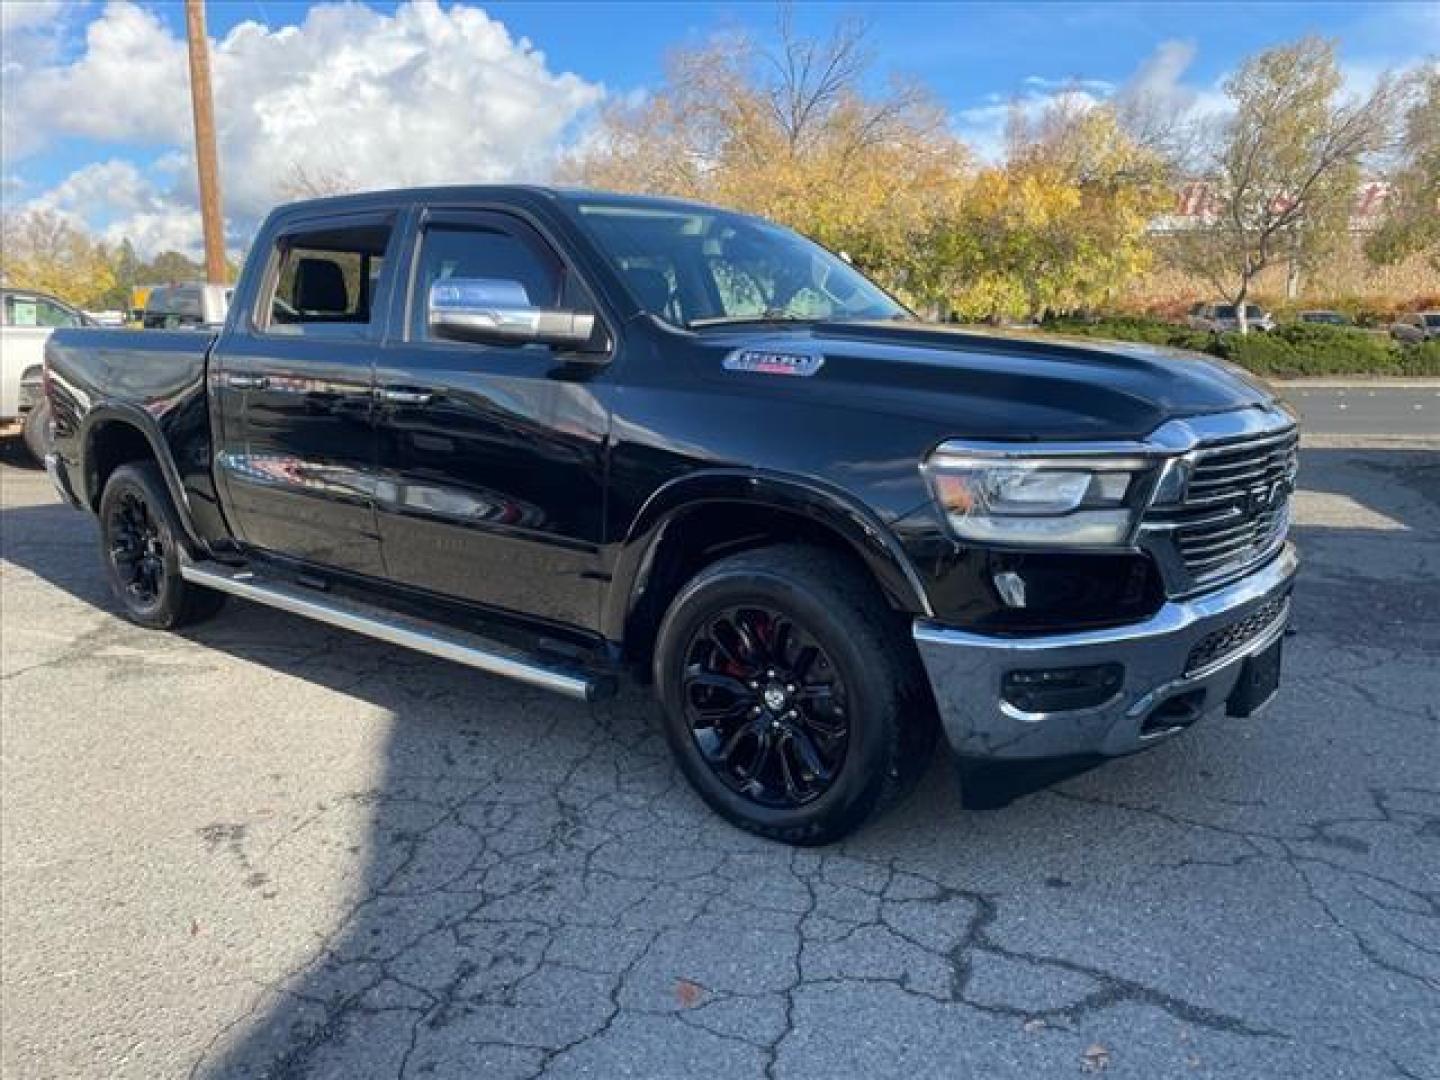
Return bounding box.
[1184,593,1289,676]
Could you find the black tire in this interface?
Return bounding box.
[21,400,50,464]
[653,545,936,845]
[98,462,225,630]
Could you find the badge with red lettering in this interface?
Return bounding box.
[722,348,825,377]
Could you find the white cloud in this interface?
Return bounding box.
[13,0,604,256]
[1113,39,1200,116]
[954,89,1105,162]
[20,157,207,258]
[102,207,208,260]
[5,3,189,159]
[30,159,159,218]
[1022,75,1115,95]
[956,39,1229,162]
[0,0,67,35]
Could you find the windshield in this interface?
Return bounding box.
[1425,314,1440,327]
[565,198,905,328]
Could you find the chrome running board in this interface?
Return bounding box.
[179,563,610,702]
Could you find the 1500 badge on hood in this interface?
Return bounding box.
[722,348,825,377]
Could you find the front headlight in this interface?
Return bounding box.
[923,449,1159,547]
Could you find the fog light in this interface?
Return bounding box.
[994,570,1027,608]
[1002,663,1123,713]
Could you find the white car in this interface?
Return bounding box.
[1,289,93,461]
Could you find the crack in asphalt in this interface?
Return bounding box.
[3,447,1436,1079]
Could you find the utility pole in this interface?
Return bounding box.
[184,0,226,284]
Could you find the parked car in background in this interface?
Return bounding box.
[1296,310,1350,326]
[141,283,231,329]
[1389,311,1440,343]
[1187,302,1275,333]
[44,186,1300,844]
[1,288,93,461]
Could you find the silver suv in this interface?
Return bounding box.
[1389,312,1440,344]
[1187,302,1275,333]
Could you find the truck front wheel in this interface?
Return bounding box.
[98,463,224,630]
[653,545,935,845]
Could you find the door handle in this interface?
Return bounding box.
[226,373,269,390]
[376,387,434,406]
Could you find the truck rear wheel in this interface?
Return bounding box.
[653,545,935,845]
[98,463,224,630]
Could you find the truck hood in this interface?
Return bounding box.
[704,321,1279,442]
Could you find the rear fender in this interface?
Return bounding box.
[80,404,207,554]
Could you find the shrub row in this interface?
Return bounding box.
[1041,317,1440,377]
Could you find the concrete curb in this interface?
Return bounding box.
[1300,433,1440,447]
[1271,378,1440,389]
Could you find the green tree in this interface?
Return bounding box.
[1366,63,1440,271]
[143,250,207,284]
[1169,38,1401,332]
[99,238,141,310]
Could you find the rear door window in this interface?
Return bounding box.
[258,218,394,336]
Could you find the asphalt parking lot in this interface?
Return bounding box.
[2,436,1437,1080]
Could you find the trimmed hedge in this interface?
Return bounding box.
[1042,317,1440,377]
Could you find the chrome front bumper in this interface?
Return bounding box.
[913,544,1298,760]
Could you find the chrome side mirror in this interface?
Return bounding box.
[427,278,603,352]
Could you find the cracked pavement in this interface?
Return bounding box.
[2,437,1437,1079]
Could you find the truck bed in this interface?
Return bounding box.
[45,327,219,523]
[45,328,216,412]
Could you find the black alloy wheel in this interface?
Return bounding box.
[654,545,936,845]
[97,462,224,630]
[681,605,849,808]
[107,488,167,611]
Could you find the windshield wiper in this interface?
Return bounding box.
[687,309,818,329]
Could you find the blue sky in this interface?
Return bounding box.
[182,2,1427,96]
[2,1,1434,255]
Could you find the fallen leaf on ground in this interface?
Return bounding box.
[675,978,704,1008]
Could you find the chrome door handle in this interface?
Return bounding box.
[226,373,269,390]
[376,388,434,405]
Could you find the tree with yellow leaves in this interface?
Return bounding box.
[932,99,1171,322]
[562,8,969,308]
[0,208,118,309]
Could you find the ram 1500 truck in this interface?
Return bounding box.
[44,187,1299,844]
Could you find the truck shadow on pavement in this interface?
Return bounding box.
[2,443,1437,1079]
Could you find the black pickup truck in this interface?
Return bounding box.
[44,186,1299,843]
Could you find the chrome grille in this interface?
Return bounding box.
[1146,427,1298,587]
